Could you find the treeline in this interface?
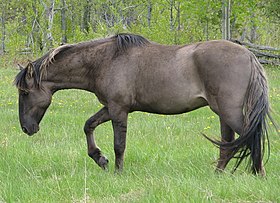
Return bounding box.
[0,0,279,55]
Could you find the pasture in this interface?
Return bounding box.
[0,65,280,202]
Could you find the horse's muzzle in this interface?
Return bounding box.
[21,124,39,136]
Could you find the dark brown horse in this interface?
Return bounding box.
[15,33,275,175]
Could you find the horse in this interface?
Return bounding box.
[14,33,275,175]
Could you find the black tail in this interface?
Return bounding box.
[205,54,277,174]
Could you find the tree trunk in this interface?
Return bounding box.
[170,0,174,30]
[82,0,91,33]
[147,0,152,27]
[240,27,247,41]
[70,1,77,38]
[31,0,43,51]
[222,0,231,40]
[41,0,55,50]
[119,0,124,26]
[204,5,209,41]
[205,19,209,41]
[0,10,5,54]
[227,0,231,39]
[47,0,55,48]
[90,2,97,33]
[176,1,180,31]
[250,13,257,43]
[61,0,67,43]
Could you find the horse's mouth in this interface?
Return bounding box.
[22,125,39,136]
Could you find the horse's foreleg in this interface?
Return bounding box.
[109,105,128,173]
[216,119,235,172]
[84,107,110,170]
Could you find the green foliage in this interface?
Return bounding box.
[261,0,280,22]
[0,0,279,56]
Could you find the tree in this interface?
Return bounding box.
[222,0,231,40]
[41,0,55,49]
[61,0,67,43]
[262,0,280,23]
[147,0,152,27]
[82,0,92,33]
[0,0,279,55]
[0,6,6,54]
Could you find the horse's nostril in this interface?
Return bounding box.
[22,127,28,133]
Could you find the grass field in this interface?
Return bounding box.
[0,65,280,202]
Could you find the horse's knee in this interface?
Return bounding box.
[84,119,97,134]
[84,108,110,135]
[84,120,91,134]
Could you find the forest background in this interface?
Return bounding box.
[0,0,280,60]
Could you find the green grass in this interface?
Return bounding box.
[0,65,280,202]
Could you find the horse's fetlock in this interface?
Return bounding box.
[88,148,101,159]
[114,144,124,152]
[84,122,95,135]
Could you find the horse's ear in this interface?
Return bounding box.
[17,64,24,70]
[26,61,33,79]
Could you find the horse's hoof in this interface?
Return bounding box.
[114,169,123,175]
[99,156,109,170]
[215,168,224,174]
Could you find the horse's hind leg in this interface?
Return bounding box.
[216,105,266,175]
[216,118,235,172]
[84,107,110,170]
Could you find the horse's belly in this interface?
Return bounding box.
[134,94,208,115]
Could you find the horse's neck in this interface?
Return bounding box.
[45,42,112,92]
[45,58,92,92]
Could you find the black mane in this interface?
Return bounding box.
[114,33,149,52]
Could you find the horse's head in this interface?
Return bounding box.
[15,62,52,136]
